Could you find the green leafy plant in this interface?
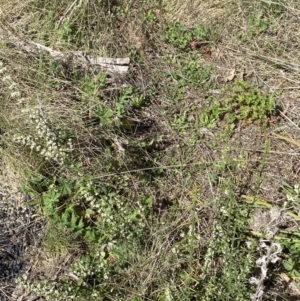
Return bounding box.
[279,182,300,280]
[116,85,133,116]
[199,79,276,131]
[283,243,300,280]
[93,105,114,126]
[57,21,77,45]
[179,53,211,87]
[80,73,106,103]
[23,169,153,243]
[162,21,211,50]
[261,1,284,16]
[163,53,212,106]
[247,12,270,35]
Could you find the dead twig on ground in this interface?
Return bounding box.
[0,25,130,80]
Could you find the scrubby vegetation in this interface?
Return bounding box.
[1,0,300,300]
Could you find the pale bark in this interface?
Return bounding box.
[0,26,130,79]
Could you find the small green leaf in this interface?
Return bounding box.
[58,179,72,196]
[283,260,294,271]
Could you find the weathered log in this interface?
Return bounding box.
[0,26,130,79]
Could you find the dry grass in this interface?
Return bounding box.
[163,0,236,27]
[1,0,300,300]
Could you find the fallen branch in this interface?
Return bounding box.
[0,26,130,78]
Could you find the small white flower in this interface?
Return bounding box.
[0,66,7,73]
[245,241,253,249]
[287,194,296,202]
[2,75,11,82]
[295,184,299,194]
[10,91,21,98]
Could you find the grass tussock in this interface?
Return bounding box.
[1,0,300,300]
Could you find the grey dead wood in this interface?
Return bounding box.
[0,26,130,82]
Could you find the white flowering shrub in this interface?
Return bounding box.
[18,277,75,301]
[13,107,73,165]
[0,61,22,101]
[0,62,73,166]
[35,174,151,242]
[18,167,155,300]
[20,247,109,300]
[19,241,125,301]
[282,182,300,209]
[191,182,257,301]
